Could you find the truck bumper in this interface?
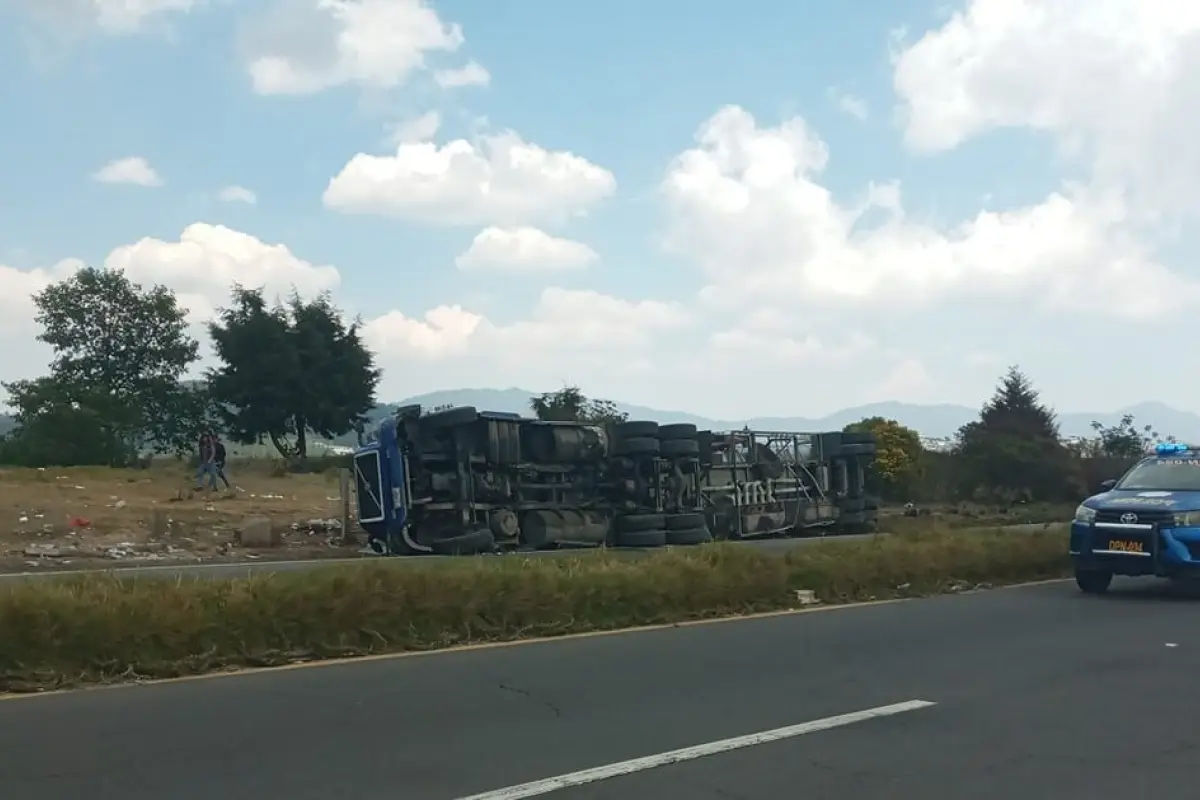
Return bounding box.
[1070,521,1200,577]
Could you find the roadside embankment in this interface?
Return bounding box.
[0,528,1069,692]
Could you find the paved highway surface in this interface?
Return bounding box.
[2,576,1194,800]
[0,522,1063,583]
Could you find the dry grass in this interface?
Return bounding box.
[878,502,1074,534]
[0,528,1069,692]
[0,460,360,571]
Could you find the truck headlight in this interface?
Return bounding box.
[1074,504,1097,523]
[1173,510,1200,527]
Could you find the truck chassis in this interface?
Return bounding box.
[353,405,876,555]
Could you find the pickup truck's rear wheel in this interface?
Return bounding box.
[1075,568,1113,594]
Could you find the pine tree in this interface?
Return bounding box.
[955,367,1080,501]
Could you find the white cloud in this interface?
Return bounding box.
[829,88,869,120]
[0,258,85,382]
[14,0,198,36]
[434,60,490,88]
[0,227,940,418]
[103,223,341,323]
[455,227,599,272]
[867,357,937,403]
[387,110,441,144]
[661,105,1200,320]
[0,225,340,384]
[91,157,163,187]
[893,0,1200,216]
[242,0,469,95]
[325,130,617,226]
[362,288,692,394]
[218,185,257,204]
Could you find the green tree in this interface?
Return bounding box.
[844,416,924,500]
[1,267,203,466]
[207,287,380,460]
[953,366,1079,502]
[530,386,629,424]
[1087,414,1164,458]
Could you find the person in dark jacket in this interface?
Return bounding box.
[213,436,232,490]
[194,432,218,492]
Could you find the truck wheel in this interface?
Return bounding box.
[661,439,700,456]
[616,528,667,548]
[658,423,697,440]
[1075,568,1113,595]
[665,512,706,530]
[617,437,660,456]
[616,420,659,439]
[666,526,712,546]
[618,513,665,532]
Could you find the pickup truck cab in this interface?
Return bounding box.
[1070,442,1200,593]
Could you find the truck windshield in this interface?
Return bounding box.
[1115,458,1200,491]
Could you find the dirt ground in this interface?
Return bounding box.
[0,461,364,573]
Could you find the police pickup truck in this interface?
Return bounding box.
[1071,442,1200,593]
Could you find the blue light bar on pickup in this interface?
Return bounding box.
[1155,442,1191,455]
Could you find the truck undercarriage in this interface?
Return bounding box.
[353,405,876,555]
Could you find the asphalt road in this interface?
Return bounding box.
[0,522,1063,583]
[2,576,1195,800]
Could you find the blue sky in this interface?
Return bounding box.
[1,0,1196,420]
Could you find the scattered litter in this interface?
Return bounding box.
[73,485,85,490]
[792,589,820,606]
[24,542,74,558]
[294,518,342,534]
[69,517,91,528]
[114,500,127,509]
[18,515,28,523]
[1166,642,1179,648]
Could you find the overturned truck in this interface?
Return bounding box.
[352,405,877,555]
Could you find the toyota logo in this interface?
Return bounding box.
[1120,512,1139,524]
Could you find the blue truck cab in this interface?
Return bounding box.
[1070,442,1200,593]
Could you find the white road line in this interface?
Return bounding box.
[455,698,936,800]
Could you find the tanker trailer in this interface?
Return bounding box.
[352,407,877,555]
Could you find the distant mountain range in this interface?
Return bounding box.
[353,388,1200,442]
[5,388,1199,444]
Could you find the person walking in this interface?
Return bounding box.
[194,431,219,492]
[213,435,232,490]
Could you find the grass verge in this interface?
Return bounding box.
[0,529,1070,692]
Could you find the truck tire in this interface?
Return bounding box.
[618,513,665,532]
[429,528,496,555]
[666,526,712,546]
[661,439,700,457]
[616,420,659,439]
[658,423,697,439]
[617,437,660,456]
[616,528,667,548]
[665,512,706,530]
[1075,568,1113,594]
